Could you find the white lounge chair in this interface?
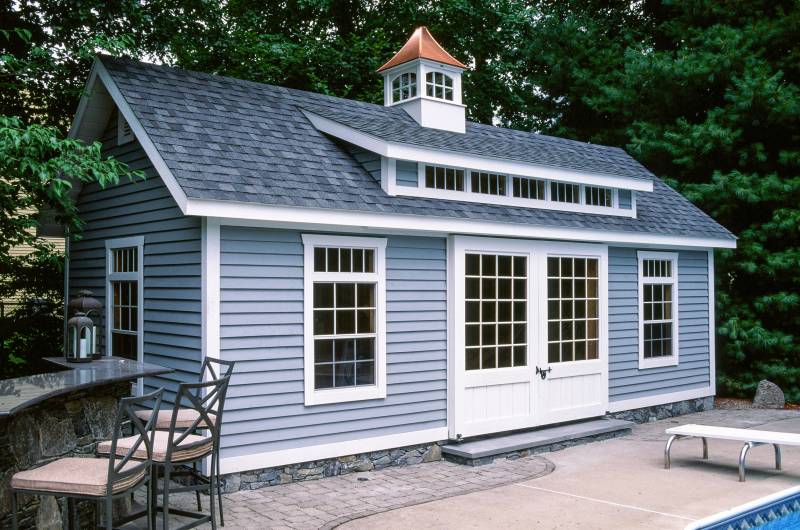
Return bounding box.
[664,424,799,481]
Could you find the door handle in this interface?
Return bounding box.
[536,366,552,380]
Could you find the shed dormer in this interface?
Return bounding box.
[378,27,467,134]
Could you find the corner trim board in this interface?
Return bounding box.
[218,427,449,475]
[202,218,221,362]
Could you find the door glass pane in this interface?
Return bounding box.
[465,253,527,370]
[547,257,600,363]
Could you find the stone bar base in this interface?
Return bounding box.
[221,442,443,493]
[606,396,715,424]
[0,382,131,529]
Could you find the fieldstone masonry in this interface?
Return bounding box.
[222,442,444,493]
[0,381,130,529]
[606,396,715,423]
[753,380,786,409]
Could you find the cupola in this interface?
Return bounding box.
[378,27,467,134]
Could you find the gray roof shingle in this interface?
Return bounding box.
[100,56,734,242]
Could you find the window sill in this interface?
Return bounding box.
[304,386,386,406]
[638,356,679,370]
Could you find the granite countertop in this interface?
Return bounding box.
[0,357,172,417]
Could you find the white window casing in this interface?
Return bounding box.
[302,234,388,405]
[638,251,680,369]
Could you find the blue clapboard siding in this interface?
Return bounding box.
[218,227,447,459]
[69,111,202,401]
[608,247,711,401]
[397,161,419,187]
[618,190,632,209]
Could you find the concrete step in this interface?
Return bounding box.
[441,418,634,465]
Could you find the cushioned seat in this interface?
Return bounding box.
[134,407,217,430]
[11,457,144,497]
[98,430,213,463]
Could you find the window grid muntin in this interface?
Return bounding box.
[585,186,613,207]
[547,256,599,363]
[550,182,580,204]
[392,72,417,103]
[112,247,138,273]
[641,258,676,359]
[465,253,528,371]
[425,71,454,101]
[425,165,464,191]
[512,176,546,200]
[313,246,375,273]
[471,171,507,196]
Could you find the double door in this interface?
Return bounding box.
[449,237,608,439]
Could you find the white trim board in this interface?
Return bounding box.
[606,386,714,413]
[219,427,448,475]
[202,218,221,362]
[302,111,654,193]
[708,250,717,395]
[188,200,736,249]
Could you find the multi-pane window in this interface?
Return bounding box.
[512,177,546,200]
[465,253,527,371]
[425,165,464,191]
[312,247,378,389]
[107,244,140,362]
[426,71,454,101]
[550,182,580,204]
[547,257,599,363]
[471,172,507,196]
[585,186,613,207]
[639,254,678,363]
[392,72,417,103]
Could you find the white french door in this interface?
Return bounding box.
[449,236,608,439]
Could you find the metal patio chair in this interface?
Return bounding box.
[100,376,230,530]
[10,388,163,530]
[134,356,235,525]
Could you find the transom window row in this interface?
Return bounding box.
[421,165,619,208]
[314,247,375,273]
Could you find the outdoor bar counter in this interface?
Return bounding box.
[0,357,171,528]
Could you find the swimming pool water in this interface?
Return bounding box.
[697,492,800,530]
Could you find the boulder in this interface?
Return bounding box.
[753,380,785,409]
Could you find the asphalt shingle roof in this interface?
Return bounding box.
[100,56,734,242]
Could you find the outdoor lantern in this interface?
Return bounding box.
[66,311,95,363]
[68,289,103,359]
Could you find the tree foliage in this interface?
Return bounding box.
[2,0,798,399]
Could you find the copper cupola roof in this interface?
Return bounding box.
[377,26,467,72]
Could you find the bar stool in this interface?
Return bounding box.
[134,356,235,524]
[100,376,230,529]
[10,388,163,530]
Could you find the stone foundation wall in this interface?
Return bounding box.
[606,396,714,424]
[0,382,131,529]
[221,442,443,493]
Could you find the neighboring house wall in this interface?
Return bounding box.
[607,247,710,401]
[69,111,202,401]
[218,226,447,460]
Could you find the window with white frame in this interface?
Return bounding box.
[392,72,417,103]
[303,235,387,405]
[426,71,454,101]
[550,182,580,204]
[512,176,546,200]
[106,238,144,363]
[465,253,527,370]
[471,171,506,196]
[425,165,464,191]
[547,256,599,362]
[638,252,679,368]
[585,186,613,207]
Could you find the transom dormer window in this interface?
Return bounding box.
[551,182,580,204]
[471,171,506,196]
[585,186,613,207]
[425,165,464,191]
[513,177,546,200]
[426,72,454,101]
[392,72,417,103]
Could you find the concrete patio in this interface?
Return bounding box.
[151,407,800,529]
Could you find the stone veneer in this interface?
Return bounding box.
[221,442,443,493]
[606,396,715,423]
[0,381,131,529]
